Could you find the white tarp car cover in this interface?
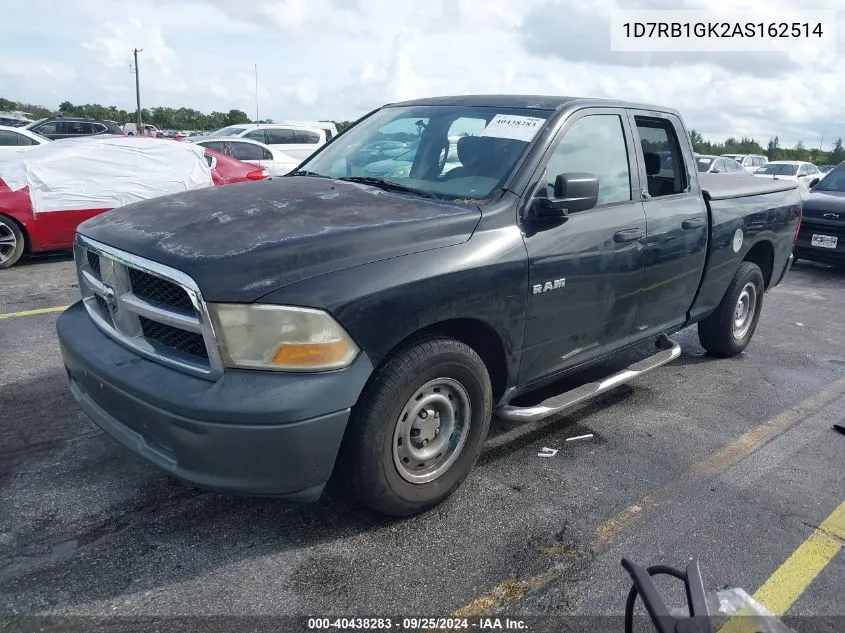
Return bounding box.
[0,136,213,213]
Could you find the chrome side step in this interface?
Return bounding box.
[495,335,682,423]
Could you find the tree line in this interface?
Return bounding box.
[4,96,840,163]
[688,130,845,166]
[1,97,354,133]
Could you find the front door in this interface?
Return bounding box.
[627,111,709,337]
[520,109,647,385]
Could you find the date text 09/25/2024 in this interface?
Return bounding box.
[307,618,528,630]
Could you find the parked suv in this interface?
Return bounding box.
[207,123,326,160]
[27,116,125,140]
[720,154,768,173]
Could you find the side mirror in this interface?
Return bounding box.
[711,168,721,174]
[532,172,599,218]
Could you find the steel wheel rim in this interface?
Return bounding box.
[732,282,757,340]
[0,223,17,263]
[392,377,472,484]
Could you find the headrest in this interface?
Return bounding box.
[456,135,485,167]
[644,152,661,176]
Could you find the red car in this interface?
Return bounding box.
[0,140,266,268]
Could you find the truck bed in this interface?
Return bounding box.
[699,172,798,200]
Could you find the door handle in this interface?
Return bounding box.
[614,229,644,243]
[682,218,706,230]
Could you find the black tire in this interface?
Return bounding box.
[340,336,492,517]
[0,215,25,269]
[698,261,765,357]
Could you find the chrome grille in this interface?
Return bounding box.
[74,235,223,379]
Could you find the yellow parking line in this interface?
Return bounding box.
[0,305,68,319]
[753,499,845,616]
[451,378,845,619]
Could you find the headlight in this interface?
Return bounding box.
[208,304,359,371]
[388,165,411,178]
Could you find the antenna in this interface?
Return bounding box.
[255,63,260,127]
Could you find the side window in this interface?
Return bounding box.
[261,147,273,160]
[293,130,321,144]
[324,130,334,141]
[635,116,687,197]
[797,164,808,176]
[36,122,58,135]
[90,123,106,134]
[243,130,266,143]
[265,129,296,144]
[714,159,727,173]
[754,157,764,167]
[544,114,632,205]
[0,131,20,146]
[231,142,264,161]
[200,141,226,154]
[67,122,88,135]
[726,160,740,172]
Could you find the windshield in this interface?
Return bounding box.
[813,166,845,191]
[755,163,798,176]
[209,126,247,138]
[296,105,552,200]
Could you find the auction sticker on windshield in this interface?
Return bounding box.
[480,114,545,142]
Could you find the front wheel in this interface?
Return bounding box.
[340,336,492,517]
[698,261,765,357]
[0,215,25,269]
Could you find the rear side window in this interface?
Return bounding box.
[199,141,227,153]
[324,130,334,140]
[635,116,688,197]
[265,128,297,144]
[231,142,265,161]
[243,130,266,143]
[294,130,321,144]
[90,123,107,134]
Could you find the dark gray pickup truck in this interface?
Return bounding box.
[57,95,802,516]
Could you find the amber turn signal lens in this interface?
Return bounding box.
[271,339,351,366]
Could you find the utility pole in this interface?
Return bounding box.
[819,133,825,151]
[131,48,143,130]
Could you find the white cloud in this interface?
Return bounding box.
[1,0,843,149]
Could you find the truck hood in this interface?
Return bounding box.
[77,176,481,302]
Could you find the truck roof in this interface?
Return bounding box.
[387,94,681,116]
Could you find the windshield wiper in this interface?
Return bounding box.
[338,176,437,199]
[289,170,328,178]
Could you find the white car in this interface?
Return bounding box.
[207,123,326,160]
[276,120,340,141]
[721,154,768,173]
[751,161,824,191]
[187,137,300,177]
[0,124,50,156]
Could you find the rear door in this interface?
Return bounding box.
[627,110,709,336]
[520,108,647,384]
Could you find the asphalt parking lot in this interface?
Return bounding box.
[1,253,844,630]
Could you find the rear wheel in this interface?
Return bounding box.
[340,336,492,517]
[698,261,765,357]
[0,215,25,269]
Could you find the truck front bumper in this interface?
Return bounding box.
[57,301,374,500]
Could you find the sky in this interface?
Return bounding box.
[1,0,842,148]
